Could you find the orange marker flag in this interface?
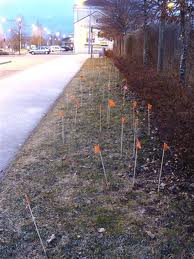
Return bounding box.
[108,99,116,108]
[24,194,31,205]
[121,117,126,124]
[69,95,75,101]
[148,103,152,110]
[76,99,80,108]
[69,96,80,109]
[70,95,76,102]
[133,118,139,156]
[136,138,141,150]
[107,99,116,128]
[132,100,137,109]
[94,144,108,186]
[123,85,128,92]
[163,143,169,152]
[94,144,101,154]
[158,142,170,192]
[132,138,141,187]
[58,111,65,117]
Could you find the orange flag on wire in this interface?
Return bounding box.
[70,95,76,101]
[163,143,169,151]
[132,101,137,109]
[59,111,65,117]
[121,117,126,124]
[136,138,141,150]
[148,103,152,110]
[24,194,31,205]
[123,85,128,91]
[70,95,80,108]
[94,144,101,154]
[76,100,80,108]
[108,99,116,108]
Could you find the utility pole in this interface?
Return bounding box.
[17,17,22,55]
[143,0,149,66]
[91,26,93,58]
[88,6,92,55]
[19,24,22,55]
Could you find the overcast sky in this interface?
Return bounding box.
[0,0,75,35]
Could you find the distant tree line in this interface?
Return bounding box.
[2,19,63,52]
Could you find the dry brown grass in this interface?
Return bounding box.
[0,58,193,258]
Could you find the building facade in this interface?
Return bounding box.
[73,1,113,54]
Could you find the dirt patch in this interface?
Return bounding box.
[0,58,193,258]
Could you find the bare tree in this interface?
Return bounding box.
[187,3,194,82]
[179,0,194,84]
[86,0,194,83]
[31,22,46,46]
[8,25,26,52]
[143,0,149,66]
[157,0,167,72]
[145,0,174,72]
[179,0,187,83]
[86,0,142,56]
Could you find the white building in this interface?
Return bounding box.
[73,0,113,54]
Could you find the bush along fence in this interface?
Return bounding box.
[55,56,193,195]
[111,55,193,181]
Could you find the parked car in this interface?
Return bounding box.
[61,46,69,51]
[29,46,50,55]
[0,49,9,55]
[61,45,73,51]
[49,45,63,53]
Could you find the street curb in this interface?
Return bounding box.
[0,61,12,65]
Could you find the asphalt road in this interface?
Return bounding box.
[0,54,69,78]
[0,54,88,175]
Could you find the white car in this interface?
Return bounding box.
[29,46,50,55]
[49,45,63,53]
